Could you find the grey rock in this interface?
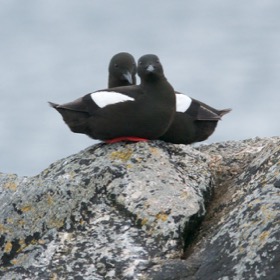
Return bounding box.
[191,137,280,280]
[0,137,279,280]
[0,141,211,279]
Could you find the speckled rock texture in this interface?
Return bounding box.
[0,141,211,279]
[188,136,280,280]
[0,137,279,280]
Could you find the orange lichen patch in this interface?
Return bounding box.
[0,224,7,233]
[50,273,59,280]
[238,246,245,254]
[259,231,270,243]
[47,194,54,205]
[180,191,190,199]
[7,218,14,224]
[31,239,39,245]
[149,147,159,155]
[18,220,25,226]
[11,259,17,265]
[4,182,17,191]
[48,219,65,229]
[19,239,26,246]
[110,149,133,162]
[141,218,148,226]
[260,205,276,221]
[16,241,28,253]
[68,171,76,179]
[4,241,13,253]
[21,205,32,213]
[156,212,168,222]
[11,254,29,266]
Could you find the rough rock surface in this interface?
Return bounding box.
[0,137,279,279]
[0,141,211,279]
[189,137,280,280]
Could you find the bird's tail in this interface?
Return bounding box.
[219,108,232,117]
[48,101,59,108]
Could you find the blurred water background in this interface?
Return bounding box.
[1,0,279,176]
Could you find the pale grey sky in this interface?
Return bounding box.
[1,0,279,175]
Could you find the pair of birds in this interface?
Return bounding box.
[50,53,231,144]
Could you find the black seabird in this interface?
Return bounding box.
[49,54,176,143]
[159,93,231,144]
[108,52,136,88]
[106,54,231,144]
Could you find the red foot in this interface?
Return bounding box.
[105,137,148,144]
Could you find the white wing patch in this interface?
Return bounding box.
[91,91,135,108]
[176,93,192,112]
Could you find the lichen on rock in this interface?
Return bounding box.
[0,137,279,280]
[0,141,212,279]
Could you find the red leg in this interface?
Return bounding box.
[105,136,148,144]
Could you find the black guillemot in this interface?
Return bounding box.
[49,54,176,143]
[106,53,231,144]
[158,92,231,144]
[108,52,136,88]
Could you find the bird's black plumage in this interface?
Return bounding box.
[158,92,231,144]
[49,54,176,142]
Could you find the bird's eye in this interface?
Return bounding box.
[138,61,143,65]
[114,64,118,68]
[156,60,160,63]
